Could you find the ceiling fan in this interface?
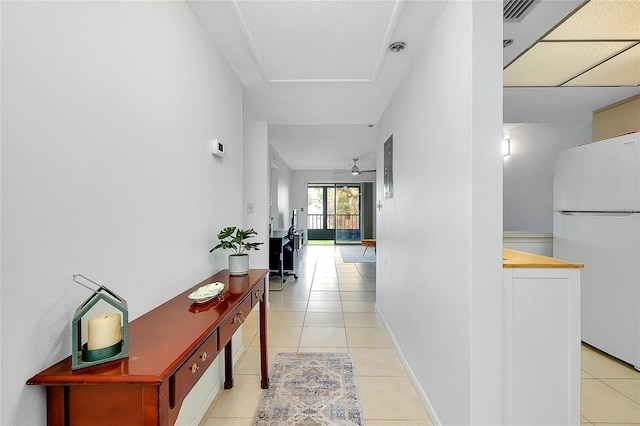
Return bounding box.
[334,158,376,175]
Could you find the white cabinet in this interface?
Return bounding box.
[502,249,582,425]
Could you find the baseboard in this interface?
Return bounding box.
[375,304,442,426]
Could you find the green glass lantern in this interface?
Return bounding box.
[71,275,129,370]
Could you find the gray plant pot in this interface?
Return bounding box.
[229,254,249,276]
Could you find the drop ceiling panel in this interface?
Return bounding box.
[564,44,640,86]
[504,41,635,86]
[234,0,401,82]
[544,0,640,40]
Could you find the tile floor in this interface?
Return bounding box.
[581,344,640,425]
[200,245,432,425]
[200,245,640,425]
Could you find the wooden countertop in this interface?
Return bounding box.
[503,248,583,269]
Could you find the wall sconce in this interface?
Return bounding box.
[502,138,511,157]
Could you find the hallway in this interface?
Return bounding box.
[200,245,433,425]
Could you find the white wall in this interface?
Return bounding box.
[376,2,503,425]
[1,2,243,424]
[268,146,292,230]
[243,121,270,270]
[503,123,592,232]
[503,232,553,257]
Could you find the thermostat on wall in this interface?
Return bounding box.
[211,139,225,158]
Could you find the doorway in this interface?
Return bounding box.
[307,184,362,244]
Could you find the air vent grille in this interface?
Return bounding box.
[504,0,540,22]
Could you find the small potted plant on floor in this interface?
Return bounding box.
[210,226,263,275]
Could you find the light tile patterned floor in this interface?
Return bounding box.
[581,344,640,425]
[200,245,640,425]
[200,245,432,425]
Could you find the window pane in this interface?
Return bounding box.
[307,187,324,229]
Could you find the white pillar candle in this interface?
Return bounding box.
[87,313,122,350]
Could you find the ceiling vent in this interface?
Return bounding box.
[504,0,540,22]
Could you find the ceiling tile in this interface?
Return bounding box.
[504,41,635,86]
[564,43,640,86]
[544,0,640,41]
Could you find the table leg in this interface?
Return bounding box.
[224,341,233,389]
[260,294,269,389]
[46,386,67,426]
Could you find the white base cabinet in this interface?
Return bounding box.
[502,250,581,425]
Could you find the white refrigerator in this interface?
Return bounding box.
[554,131,640,369]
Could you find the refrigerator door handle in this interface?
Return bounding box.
[558,210,640,216]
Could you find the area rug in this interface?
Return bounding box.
[251,352,365,425]
[339,245,376,263]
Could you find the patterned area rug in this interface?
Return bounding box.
[339,245,376,263]
[251,352,365,425]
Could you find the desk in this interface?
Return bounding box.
[269,230,298,287]
[27,269,269,426]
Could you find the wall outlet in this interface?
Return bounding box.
[247,202,254,214]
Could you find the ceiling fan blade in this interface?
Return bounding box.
[333,159,375,175]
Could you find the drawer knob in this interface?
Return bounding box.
[190,363,199,374]
[255,288,264,300]
[201,351,209,362]
[232,311,246,324]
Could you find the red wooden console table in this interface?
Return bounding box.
[27,269,269,425]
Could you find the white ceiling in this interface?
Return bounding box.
[188,0,446,126]
[188,0,640,171]
[233,1,398,82]
[269,124,378,171]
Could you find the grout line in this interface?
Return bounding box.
[297,253,317,352]
[595,376,640,407]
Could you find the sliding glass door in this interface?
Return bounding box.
[307,184,361,244]
[307,185,334,241]
[335,185,361,244]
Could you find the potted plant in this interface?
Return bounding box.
[210,226,263,275]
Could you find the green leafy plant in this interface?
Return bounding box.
[209,227,263,255]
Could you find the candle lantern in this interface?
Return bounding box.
[71,274,129,370]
